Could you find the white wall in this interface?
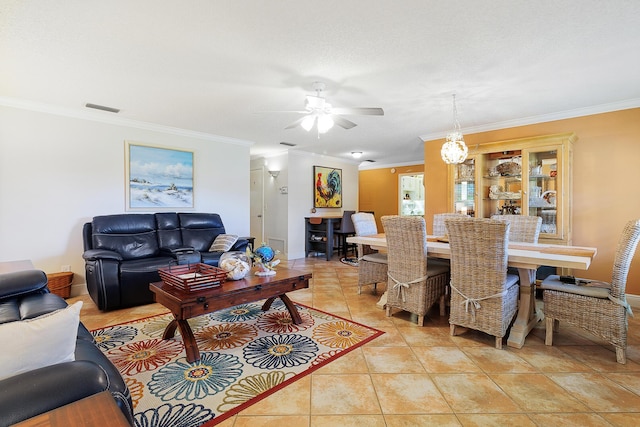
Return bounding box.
[262,153,289,254]
[0,105,251,294]
[287,151,359,259]
[251,151,359,260]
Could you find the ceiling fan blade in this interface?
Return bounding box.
[333,115,358,130]
[285,116,309,129]
[258,110,309,114]
[331,107,384,116]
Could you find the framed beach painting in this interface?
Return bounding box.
[313,165,342,208]
[125,141,194,211]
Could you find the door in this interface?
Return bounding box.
[250,168,264,244]
[399,173,425,216]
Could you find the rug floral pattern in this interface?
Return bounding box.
[92,299,383,427]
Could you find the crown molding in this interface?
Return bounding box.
[358,160,424,170]
[419,98,640,142]
[0,96,254,147]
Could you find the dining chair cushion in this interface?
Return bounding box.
[540,275,611,299]
[362,253,388,264]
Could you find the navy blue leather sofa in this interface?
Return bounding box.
[0,270,133,426]
[82,212,248,311]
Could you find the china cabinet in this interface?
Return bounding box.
[448,133,576,244]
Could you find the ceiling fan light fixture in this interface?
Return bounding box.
[317,115,334,133]
[301,115,316,132]
[441,94,468,164]
[306,95,325,110]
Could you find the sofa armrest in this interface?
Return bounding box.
[0,270,48,300]
[231,238,249,253]
[160,246,201,265]
[0,361,113,426]
[83,249,123,261]
[159,245,196,256]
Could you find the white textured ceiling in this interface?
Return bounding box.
[2,0,640,166]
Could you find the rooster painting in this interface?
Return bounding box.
[314,166,342,208]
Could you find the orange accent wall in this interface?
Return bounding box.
[423,108,640,294]
[358,164,424,230]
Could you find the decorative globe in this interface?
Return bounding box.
[254,245,275,263]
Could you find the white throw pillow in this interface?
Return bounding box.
[0,301,82,381]
[209,234,238,252]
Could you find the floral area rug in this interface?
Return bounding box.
[92,299,383,427]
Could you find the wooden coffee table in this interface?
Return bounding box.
[150,267,312,363]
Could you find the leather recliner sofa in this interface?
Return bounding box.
[0,270,133,426]
[83,212,248,311]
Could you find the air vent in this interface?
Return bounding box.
[85,103,120,113]
[365,159,376,163]
[279,142,296,147]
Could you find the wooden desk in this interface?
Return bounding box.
[12,391,130,427]
[305,216,342,261]
[347,233,597,348]
[151,267,312,362]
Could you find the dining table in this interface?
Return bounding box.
[346,233,597,348]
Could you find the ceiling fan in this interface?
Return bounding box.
[278,82,384,136]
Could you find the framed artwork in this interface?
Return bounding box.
[313,165,342,208]
[125,141,194,211]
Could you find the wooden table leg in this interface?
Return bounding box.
[507,267,542,348]
[262,294,303,324]
[163,316,200,363]
[163,318,178,339]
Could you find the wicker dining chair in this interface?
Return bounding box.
[433,213,468,236]
[351,212,388,294]
[445,217,520,349]
[382,216,449,326]
[540,219,640,364]
[490,215,542,243]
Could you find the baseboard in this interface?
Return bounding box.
[70,283,88,298]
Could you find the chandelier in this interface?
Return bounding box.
[441,94,468,164]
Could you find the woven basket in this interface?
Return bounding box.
[159,263,227,292]
[47,272,73,298]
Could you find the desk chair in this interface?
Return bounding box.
[334,210,356,259]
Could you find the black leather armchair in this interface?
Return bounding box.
[0,270,133,426]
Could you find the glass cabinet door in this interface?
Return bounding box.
[525,147,561,239]
[482,151,523,218]
[452,157,476,216]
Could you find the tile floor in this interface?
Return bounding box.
[70,256,640,427]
